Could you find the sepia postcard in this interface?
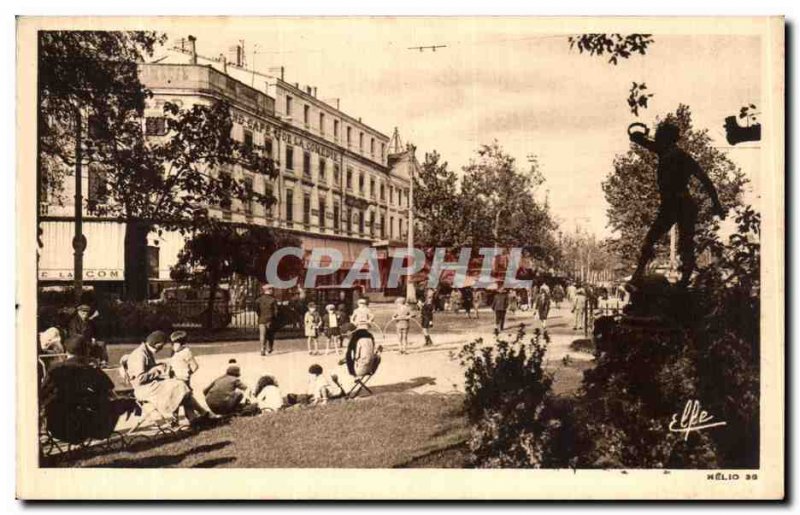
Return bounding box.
[16,16,784,500]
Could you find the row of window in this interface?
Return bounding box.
[283,190,407,239]
[285,95,385,160]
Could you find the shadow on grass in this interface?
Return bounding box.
[191,456,237,468]
[95,440,233,468]
[367,376,437,395]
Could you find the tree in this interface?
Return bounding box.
[412,151,464,248]
[39,31,275,300]
[602,105,748,271]
[460,143,558,261]
[171,223,300,329]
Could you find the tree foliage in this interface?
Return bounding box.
[38,31,277,299]
[568,33,654,65]
[171,223,300,328]
[602,105,748,270]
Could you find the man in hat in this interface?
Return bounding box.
[126,330,210,428]
[41,335,138,443]
[255,284,279,356]
[66,304,108,366]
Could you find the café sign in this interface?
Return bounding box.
[38,269,124,281]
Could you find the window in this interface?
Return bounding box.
[346,168,353,189]
[243,129,253,151]
[219,169,233,216]
[380,215,385,238]
[303,105,310,126]
[285,189,294,222]
[87,164,107,207]
[333,204,340,232]
[318,197,326,230]
[145,117,167,136]
[346,208,353,234]
[334,163,340,185]
[358,173,364,194]
[389,185,394,204]
[381,142,385,160]
[146,246,160,279]
[390,216,394,238]
[380,183,385,201]
[303,194,311,227]
[370,178,375,198]
[286,96,293,116]
[370,137,375,156]
[334,120,339,140]
[358,211,365,234]
[303,152,311,177]
[346,126,352,147]
[265,138,273,157]
[319,158,326,181]
[319,112,325,134]
[369,211,374,236]
[406,189,411,207]
[359,132,364,152]
[244,177,254,217]
[285,146,294,171]
[264,183,274,218]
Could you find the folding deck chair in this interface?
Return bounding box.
[118,354,178,440]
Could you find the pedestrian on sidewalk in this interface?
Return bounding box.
[305,303,323,355]
[392,297,413,354]
[256,284,278,356]
[491,287,509,332]
[418,289,435,346]
[461,287,475,319]
[534,288,551,331]
[572,286,587,332]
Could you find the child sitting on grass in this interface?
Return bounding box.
[304,302,323,355]
[306,364,344,405]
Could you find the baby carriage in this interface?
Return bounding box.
[342,328,383,398]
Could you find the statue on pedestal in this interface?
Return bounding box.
[627,122,726,289]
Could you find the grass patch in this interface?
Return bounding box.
[58,392,469,468]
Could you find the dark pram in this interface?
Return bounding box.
[343,328,382,398]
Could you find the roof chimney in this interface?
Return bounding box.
[313,86,317,97]
[188,35,197,65]
[219,54,227,73]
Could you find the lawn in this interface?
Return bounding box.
[53,392,471,468]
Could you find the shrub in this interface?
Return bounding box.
[456,327,569,468]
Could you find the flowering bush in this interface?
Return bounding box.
[456,327,572,468]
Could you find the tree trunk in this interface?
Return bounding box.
[124,219,150,301]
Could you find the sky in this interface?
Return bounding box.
[166,19,763,238]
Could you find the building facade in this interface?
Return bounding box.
[38,39,417,298]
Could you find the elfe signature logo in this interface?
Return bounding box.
[669,400,727,441]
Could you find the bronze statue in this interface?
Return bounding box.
[627,122,725,288]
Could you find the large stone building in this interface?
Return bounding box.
[38,37,418,298]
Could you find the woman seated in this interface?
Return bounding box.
[126,331,210,428]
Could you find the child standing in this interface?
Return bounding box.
[322,304,341,355]
[336,303,350,346]
[418,290,435,346]
[304,303,322,355]
[169,330,199,389]
[350,298,375,331]
[392,297,412,354]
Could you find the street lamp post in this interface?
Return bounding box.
[72,106,87,303]
[406,144,417,304]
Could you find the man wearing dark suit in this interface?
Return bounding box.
[491,287,509,331]
[66,304,108,366]
[255,285,279,356]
